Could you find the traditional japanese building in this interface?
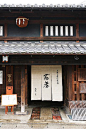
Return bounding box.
[0,3,86,120]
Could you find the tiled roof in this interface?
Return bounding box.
[0,4,86,9]
[0,41,86,55]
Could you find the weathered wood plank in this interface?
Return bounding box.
[0,36,77,41]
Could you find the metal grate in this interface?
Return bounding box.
[71,108,86,121]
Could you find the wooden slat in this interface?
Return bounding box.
[21,66,25,112]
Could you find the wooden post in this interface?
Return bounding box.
[76,23,79,42]
[21,66,25,112]
[4,23,7,43]
[40,23,43,42]
[67,66,73,101]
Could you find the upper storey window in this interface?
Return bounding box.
[0,26,3,36]
[44,25,74,37]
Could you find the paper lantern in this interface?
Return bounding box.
[16,16,29,28]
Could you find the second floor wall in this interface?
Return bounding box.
[0,9,86,41]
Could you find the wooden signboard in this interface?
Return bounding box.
[80,83,86,93]
[1,94,17,106]
[78,68,86,81]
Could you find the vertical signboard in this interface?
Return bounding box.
[52,65,63,101]
[31,66,41,100]
[42,66,51,101]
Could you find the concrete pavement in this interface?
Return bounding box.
[0,106,86,129]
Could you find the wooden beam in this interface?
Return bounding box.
[1,11,86,18]
[0,36,79,41]
[1,20,86,24]
[21,66,25,112]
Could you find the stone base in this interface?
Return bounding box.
[15,111,28,115]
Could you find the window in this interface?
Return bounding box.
[0,26,3,36]
[44,25,74,37]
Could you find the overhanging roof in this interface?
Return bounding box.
[0,4,86,10]
[0,41,86,55]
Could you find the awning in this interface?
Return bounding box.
[0,41,86,55]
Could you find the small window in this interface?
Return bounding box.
[55,26,58,36]
[60,26,63,36]
[70,26,73,36]
[50,26,53,36]
[0,26,3,36]
[44,25,74,37]
[65,26,68,36]
[45,26,48,36]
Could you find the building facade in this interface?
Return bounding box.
[0,4,86,117]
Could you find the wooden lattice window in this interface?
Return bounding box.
[44,25,74,37]
[72,65,86,101]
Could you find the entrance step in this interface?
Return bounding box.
[40,108,52,120]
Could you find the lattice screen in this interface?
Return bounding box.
[72,65,86,101]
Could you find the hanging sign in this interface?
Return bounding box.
[31,65,63,101]
[16,16,29,28]
[42,66,51,101]
[52,65,63,101]
[31,66,41,100]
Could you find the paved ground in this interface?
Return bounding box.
[0,106,86,129]
[0,123,86,129]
